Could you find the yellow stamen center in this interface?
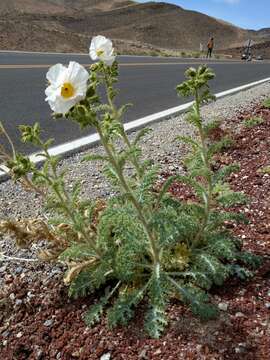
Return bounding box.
[96,49,104,57]
[61,82,75,99]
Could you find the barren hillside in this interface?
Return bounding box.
[0,0,136,14]
[0,0,70,15]
[48,0,136,11]
[0,0,268,54]
[60,2,249,50]
[220,40,270,59]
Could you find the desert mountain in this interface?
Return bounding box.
[47,0,136,12]
[0,0,268,54]
[0,0,136,14]
[0,0,69,15]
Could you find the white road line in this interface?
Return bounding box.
[1,76,270,181]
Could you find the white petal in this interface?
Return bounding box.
[89,48,98,61]
[66,61,89,85]
[101,54,116,66]
[102,39,113,54]
[109,48,114,57]
[51,95,78,114]
[45,85,58,102]
[93,35,107,49]
[46,64,66,84]
[76,82,88,97]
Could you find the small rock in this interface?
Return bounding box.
[265,302,270,309]
[27,291,35,299]
[235,312,245,317]
[235,343,248,354]
[153,349,162,355]
[100,353,111,360]
[218,302,228,311]
[72,351,81,358]
[44,319,54,327]
[34,346,44,360]
[16,332,23,338]
[15,266,23,274]
[0,265,7,273]
[139,349,148,359]
[2,331,10,338]
[15,299,23,306]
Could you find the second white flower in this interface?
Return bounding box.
[89,35,115,66]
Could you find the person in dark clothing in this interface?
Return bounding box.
[206,37,214,58]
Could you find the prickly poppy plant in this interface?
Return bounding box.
[0,37,261,338]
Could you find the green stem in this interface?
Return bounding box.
[121,131,144,178]
[104,71,143,179]
[43,147,102,258]
[21,175,46,197]
[96,123,160,265]
[193,89,213,247]
[0,123,16,159]
[0,136,45,196]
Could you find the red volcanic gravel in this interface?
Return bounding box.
[0,103,269,360]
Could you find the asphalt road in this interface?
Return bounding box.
[1,51,270,154]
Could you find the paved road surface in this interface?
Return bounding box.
[1,51,270,154]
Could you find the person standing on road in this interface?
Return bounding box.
[206,37,214,58]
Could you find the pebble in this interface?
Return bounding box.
[235,343,248,354]
[16,331,23,338]
[14,266,23,274]
[265,302,270,309]
[139,349,148,359]
[44,319,54,327]
[100,353,111,360]
[0,265,7,273]
[2,330,10,338]
[15,299,23,306]
[218,302,228,311]
[235,312,245,317]
[27,291,35,299]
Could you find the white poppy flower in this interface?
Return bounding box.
[89,35,115,66]
[45,61,89,114]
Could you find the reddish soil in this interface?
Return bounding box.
[0,103,269,359]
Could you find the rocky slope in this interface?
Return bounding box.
[221,40,270,60]
[0,0,268,54]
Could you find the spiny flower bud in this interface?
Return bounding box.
[90,63,99,72]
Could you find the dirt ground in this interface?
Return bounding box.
[0,102,269,359]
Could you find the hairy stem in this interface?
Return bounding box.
[193,88,213,247]
[0,122,16,158]
[104,70,143,179]
[0,130,45,196]
[43,147,102,258]
[96,122,160,265]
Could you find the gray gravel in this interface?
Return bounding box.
[0,81,270,281]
